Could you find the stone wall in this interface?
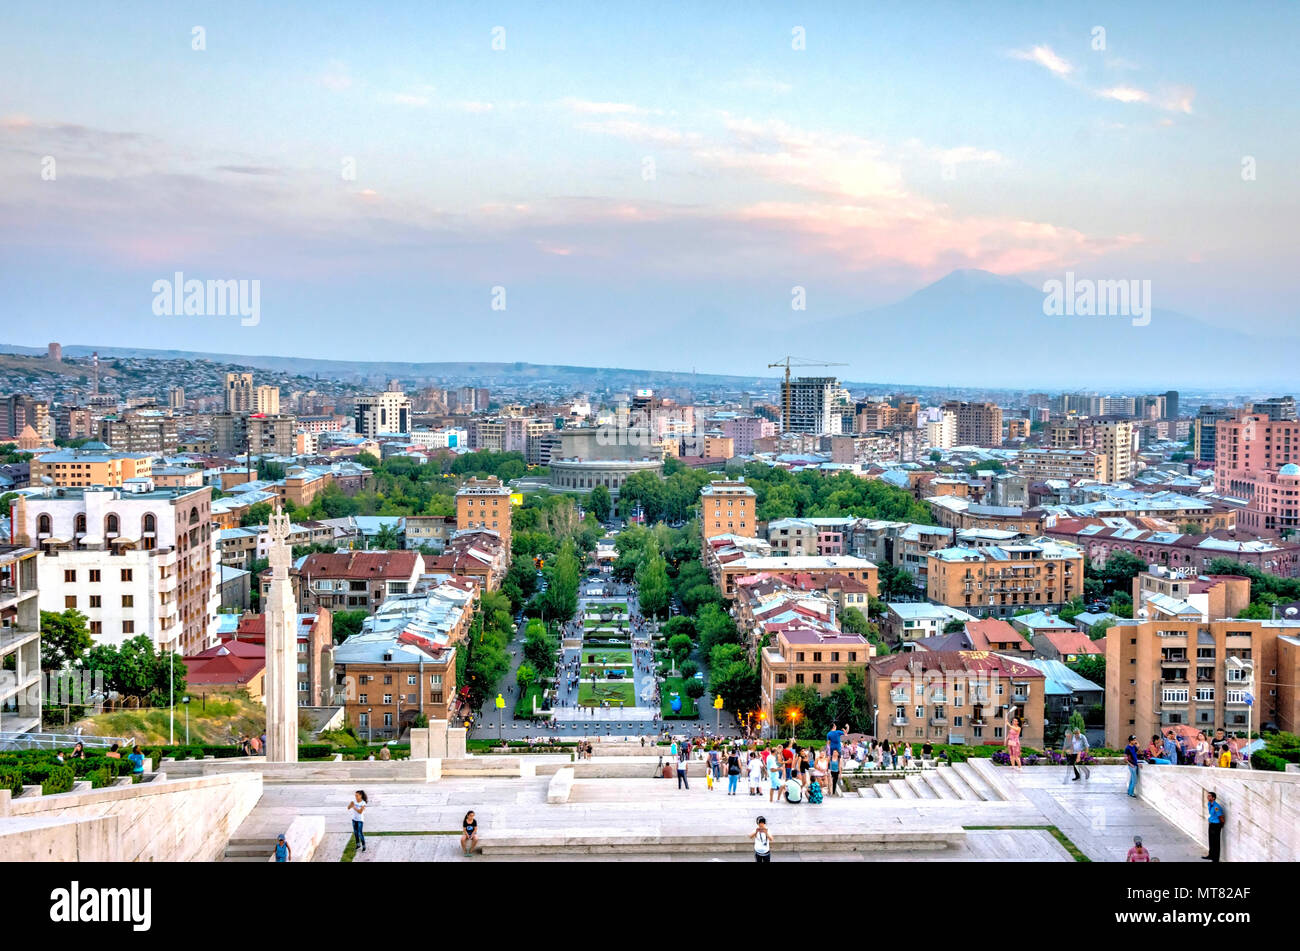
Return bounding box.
[0,771,262,862]
[1138,765,1300,862]
[158,758,440,783]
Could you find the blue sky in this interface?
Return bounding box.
[1,1,1296,377]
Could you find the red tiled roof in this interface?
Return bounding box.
[299,550,420,580]
[965,618,1031,652]
[870,650,1045,679]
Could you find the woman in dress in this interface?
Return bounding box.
[1005,709,1023,771]
[1195,732,1211,767]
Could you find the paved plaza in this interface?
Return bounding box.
[238,764,1204,863]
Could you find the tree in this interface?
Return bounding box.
[636,542,671,619]
[684,679,705,701]
[1090,618,1117,640]
[1068,710,1086,733]
[774,684,824,738]
[40,610,93,669]
[371,521,403,550]
[589,484,612,522]
[82,635,186,706]
[708,642,745,672]
[1090,550,1148,595]
[667,633,693,666]
[709,660,760,713]
[662,615,697,643]
[332,610,370,643]
[1067,654,1105,687]
[696,603,740,652]
[679,659,699,679]
[240,502,273,527]
[516,663,536,692]
[355,452,381,469]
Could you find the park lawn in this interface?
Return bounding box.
[577,682,637,707]
[660,677,699,718]
[583,637,631,648]
[583,619,629,629]
[578,648,633,665]
[580,665,635,680]
[513,684,549,719]
[583,602,627,613]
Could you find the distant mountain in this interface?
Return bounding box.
[795,269,1299,389]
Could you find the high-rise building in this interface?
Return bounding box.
[99,410,179,454]
[47,342,62,363]
[1049,418,1135,480]
[1163,390,1180,420]
[55,406,94,441]
[1193,406,1241,463]
[354,390,412,438]
[780,377,840,434]
[926,409,957,449]
[168,387,185,410]
[225,372,254,413]
[942,401,1003,448]
[1248,396,1297,422]
[254,385,280,415]
[213,412,297,455]
[1215,414,1300,498]
[0,395,51,443]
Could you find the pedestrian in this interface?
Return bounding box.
[461,810,479,857]
[767,748,782,802]
[1204,792,1225,862]
[748,751,763,796]
[825,722,846,757]
[378,745,391,761]
[1005,711,1023,771]
[750,816,772,863]
[1161,731,1178,765]
[783,774,803,804]
[1062,732,1078,784]
[128,746,145,777]
[829,749,842,796]
[1071,729,1091,781]
[727,749,741,795]
[71,742,85,760]
[1124,734,1141,798]
[1194,732,1211,766]
[274,833,291,863]
[706,764,715,792]
[1126,835,1151,862]
[677,753,690,790]
[348,790,368,854]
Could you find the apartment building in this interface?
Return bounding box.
[455,477,512,553]
[55,405,94,441]
[1049,419,1136,481]
[0,395,51,443]
[254,385,280,415]
[30,446,153,488]
[699,478,757,541]
[1017,448,1109,482]
[1131,569,1251,624]
[12,483,219,654]
[404,514,457,551]
[1215,414,1300,499]
[1105,617,1300,746]
[719,416,776,454]
[212,412,297,455]
[225,372,254,413]
[0,546,41,737]
[291,550,425,614]
[99,409,179,454]
[1192,406,1240,463]
[715,553,878,600]
[354,390,412,438]
[942,401,1003,448]
[926,408,957,450]
[867,651,1046,746]
[225,608,334,706]
[926,541,1083,618]
[1235,464,1300,536]
[760,626,871,724]
[1006,418,1031,441]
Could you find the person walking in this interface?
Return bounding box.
[726,749,741,795]
[461,810,479,857]
[829,749,842,797]
[750,816,772,863]
[747,750,763,796]
[274,833,291,863]
[128,746,145,778]
[348,790,368,854]
[1072,729,1091,781]
[1124,735,1141,798]
[1204,792,1225,862]
[1061,732,1077,784]
[767,748,783,802]
[677,753,690,790]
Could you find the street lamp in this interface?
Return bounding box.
[495,692,506,741]
[788,708,800,740]
[366,707,373,745]
[182,695,191,746]
[872,704,879,740]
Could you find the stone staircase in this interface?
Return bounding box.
[853,760,1024,802]
[223,836,277,863]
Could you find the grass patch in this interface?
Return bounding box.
[577,682,637,707]
[513,683,549,718]
[578,648,632,665]
[70,689,280,746]
[660,677,699,718]
[962,825,1090,862]
[580,665,634,679]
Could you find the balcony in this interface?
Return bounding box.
[0,628,40,654]
[929,715,948,726]
[889,689,908,703]
[892,716,908,727]
[1011,692,1029,703]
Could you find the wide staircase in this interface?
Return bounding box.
[852,759,1024,803]
[223,836,277,863]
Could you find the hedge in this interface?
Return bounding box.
[42,765,75,795]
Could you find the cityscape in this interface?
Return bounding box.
[0,0,1293,917]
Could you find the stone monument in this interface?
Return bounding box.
[264,505,298,762]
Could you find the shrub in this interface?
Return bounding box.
[86,767,111,789]
[42,765,75,795]
[0,766,22,796]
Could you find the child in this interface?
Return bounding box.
[706,768,715,791]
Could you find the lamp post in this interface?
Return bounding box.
[367,707,373,745]
[168,644,175,745]
[182,695,191,746]
[789,709,800,741]
[495,693,506,741]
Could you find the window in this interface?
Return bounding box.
[796,652,805,662]
[64,569,77,583]
[383,694,392,704]
[122,595,134,608]
[812,673,822,684]
[64,596,77,609]
[75,514,87,534]
[408,675,417,685]
[89,595,102,608]
[359,694,368,704]
[122,621,134,634]
[830,673,840,684]
[813,652,822,662]
[383,675,392,685]
[105,513,120,535]
[795,674,805,684]
[90,621,102,635]
[89,569,100,583]
[430,675,442,687]
[38,514,52,535]
[121,569,133,582]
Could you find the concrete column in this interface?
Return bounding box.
[408,727,430,760]
[428,719,449,758]
[264,508,299,762]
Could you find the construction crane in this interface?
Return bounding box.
[767,356,849,434]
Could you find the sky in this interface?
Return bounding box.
[1,1,1297,380]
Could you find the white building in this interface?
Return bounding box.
[926,409,957,450]
[780,376,841,435]
[354,390,412,438]
[11,482,221,655]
